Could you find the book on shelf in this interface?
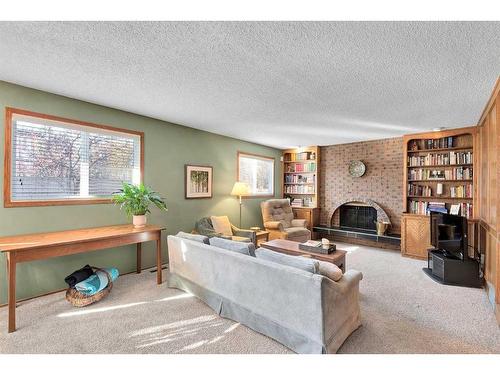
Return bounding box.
[408,167,473,180]
[285,162,316,173]
[285,184,315,194]
[284,174,316,184]
[285,151,316,162]
[427,202,448,214]
[408,184,432,197]
[449,184,473,198]
[408,151,472,167]
[302,240,321,247]
[408,200,473,218]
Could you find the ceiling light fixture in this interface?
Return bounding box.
[432,127,446,132]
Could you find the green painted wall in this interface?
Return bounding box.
[0,81,282,304]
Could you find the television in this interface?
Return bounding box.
[430,212,468,260]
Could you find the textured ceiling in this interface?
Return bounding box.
[0,21,499,149]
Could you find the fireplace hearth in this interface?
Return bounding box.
[339,204,377,231]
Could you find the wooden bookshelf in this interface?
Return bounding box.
[401,126,478,259]
[282,146,320,232]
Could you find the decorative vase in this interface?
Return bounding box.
[375,221,389,236]
[133,215,147,228]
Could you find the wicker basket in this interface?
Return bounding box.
[65,267,113,307]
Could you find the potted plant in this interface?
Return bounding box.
[112,183,167,228]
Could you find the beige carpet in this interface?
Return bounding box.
[0,243,498,354]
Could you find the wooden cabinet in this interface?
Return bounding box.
[401,214,431,259]
[292,207,319,232]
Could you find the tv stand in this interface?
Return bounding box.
[423,249,483,288]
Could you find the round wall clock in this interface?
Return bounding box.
[348,160,366,177]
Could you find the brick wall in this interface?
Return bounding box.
[319,137,403,234]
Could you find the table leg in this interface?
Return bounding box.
[136,243,142,274]
[7,253,16,333]
[156,238,162,284]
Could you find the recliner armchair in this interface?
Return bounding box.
[261,199,311,242]
[194,217,256,244]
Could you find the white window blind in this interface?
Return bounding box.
[238,153,274,196]
[10,113,141,202]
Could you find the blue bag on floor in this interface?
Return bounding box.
[75,268,119,296]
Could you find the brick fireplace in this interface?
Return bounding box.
[330,198,392,231]
[319,137,403,234]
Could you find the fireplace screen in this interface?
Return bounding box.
[339,205,377,231]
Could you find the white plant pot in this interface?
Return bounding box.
[133,215,147,228]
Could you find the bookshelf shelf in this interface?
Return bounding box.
[407,146,473,153]
[407,164,473,168]
[408,179,473,182]
[407,196,473,200]
[401,126,478,259]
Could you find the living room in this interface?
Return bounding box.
[1,2,499,374]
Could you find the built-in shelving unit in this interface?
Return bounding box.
[403,128,477,219]
[282,146,320,232]
[282,146,320,208]
[401,126,478,259]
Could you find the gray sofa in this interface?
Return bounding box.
[167,234,363,354]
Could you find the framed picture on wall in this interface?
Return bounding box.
[185,165,213,199]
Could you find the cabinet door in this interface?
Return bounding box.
[401,215,431,259]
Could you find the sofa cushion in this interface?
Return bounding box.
[176,231,210,244]
[211,215,233,236]
[255,248,318,273]
[285,227,311,238]
[317,261,343,281]
[209,236,256,256]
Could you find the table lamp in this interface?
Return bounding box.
[231,182,250,227]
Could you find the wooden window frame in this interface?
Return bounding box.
[237,151,275,198]
[3,107,144,208]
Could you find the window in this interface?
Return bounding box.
[237,152,275,197]
[4,108,143,207]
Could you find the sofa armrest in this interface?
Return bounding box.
[291,219,307,228]
[264,221,284,231]
[321,269,363,352]
[323,270,363,294]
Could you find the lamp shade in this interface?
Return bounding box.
[231,182,250,197]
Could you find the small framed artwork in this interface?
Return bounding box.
[185,165,213,199]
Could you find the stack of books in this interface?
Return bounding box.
[427,202,448,214]
[291,198,303,207]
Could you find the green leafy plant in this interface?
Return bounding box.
[112,182,167,217]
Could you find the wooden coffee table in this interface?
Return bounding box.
[261,239,347,272]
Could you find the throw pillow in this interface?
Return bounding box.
[317,260,343,281]
[255,248,318,273]
[210,215,233,236]
[209,236,256,256]
[176,231,210,244]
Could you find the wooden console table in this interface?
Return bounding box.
[0,224,165,333]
